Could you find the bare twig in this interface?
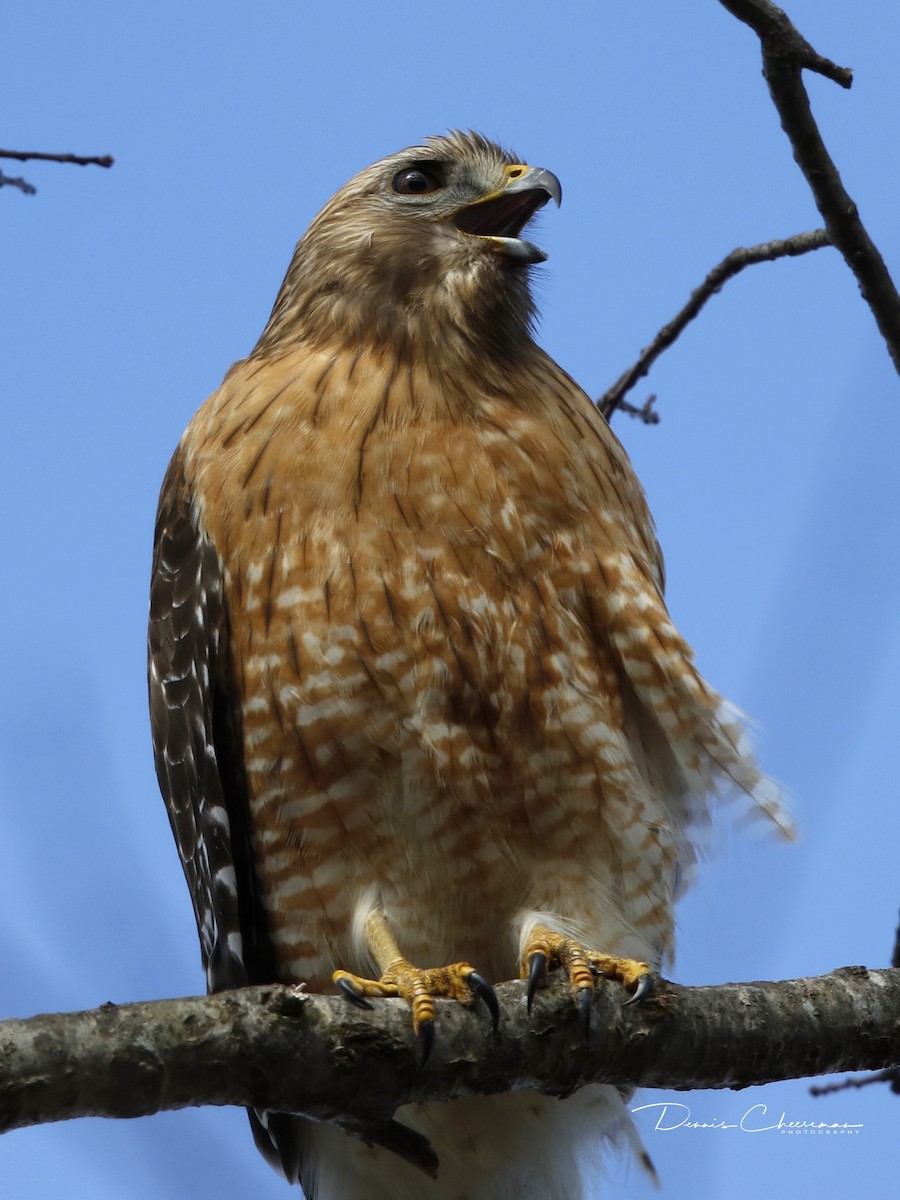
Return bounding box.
[810,1068,900,1099]
[0,149,114,169]
[598,229,831,419]
[612,394,660,425]
[0,169,37,196]
[1,965,898,1175]
[718,0,900,373]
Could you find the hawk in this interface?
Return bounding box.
[148,131,792,1199]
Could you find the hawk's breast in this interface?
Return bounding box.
[183,344,677,983]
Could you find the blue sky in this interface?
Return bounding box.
[2,3,898,1197]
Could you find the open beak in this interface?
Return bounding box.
[452,164,562,264]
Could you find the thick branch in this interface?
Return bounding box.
[598,230,830,419]
[809,908,900,1100]
[718,0,900,372]
[2,966,898,1156]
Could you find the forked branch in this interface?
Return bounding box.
[718,0,900,371]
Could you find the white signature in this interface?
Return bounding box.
[631,1102,863,1134]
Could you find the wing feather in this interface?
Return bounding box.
[148,446,248,990]
[148,444,307,1183]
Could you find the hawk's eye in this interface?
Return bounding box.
[392,166,442,196]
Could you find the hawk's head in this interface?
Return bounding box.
[256,132,562,362]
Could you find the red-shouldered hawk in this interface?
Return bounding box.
[148,131,793,1200]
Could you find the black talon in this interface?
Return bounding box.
[526,951,546,1014]
[576,986,593,1040]
[468,970,500,1033]
[418,1018,435,1069]
[622,972,653,1007]
[336,978,373,1010]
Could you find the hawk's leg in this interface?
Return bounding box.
[333,910,499,1060]
[521,923,651,1037]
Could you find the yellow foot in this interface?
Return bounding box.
[520,923,652,1037]
[333,910,499,1062]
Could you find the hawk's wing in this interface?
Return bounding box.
[148,445,305,1182]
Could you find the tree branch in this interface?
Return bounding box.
[0,149,114,196]
[2,966,898,1174]
[0,169,37,196]
[716,0,853,86]
[809,909,900,1100]
[718,0,900,372]
[0,149,114,169]
[598,230,831,419]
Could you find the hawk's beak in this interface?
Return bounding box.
[452,164,562,264]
